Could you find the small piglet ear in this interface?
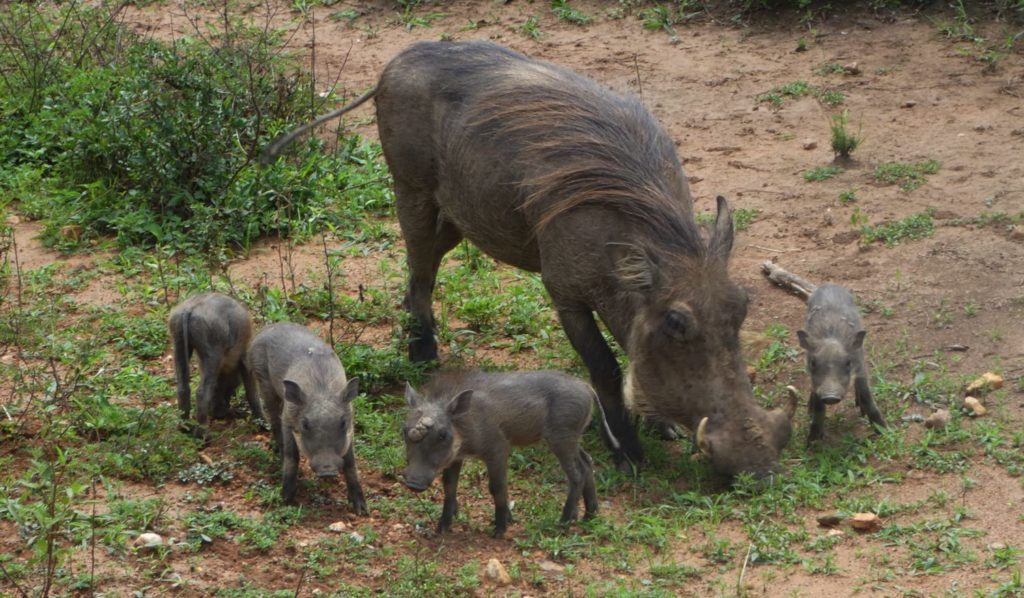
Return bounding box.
[283,380,304,406]
[447,389,473,417]
[796,330,813,351]
[341,377,359,404]
[851,330,867,350]
[405,382,420,408]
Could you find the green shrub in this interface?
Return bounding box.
[0,5,391,253]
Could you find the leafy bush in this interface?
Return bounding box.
[0,4,391,253]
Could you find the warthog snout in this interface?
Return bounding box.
[314,467,339,478]
[403,476,431,492]
[820,394,842,405]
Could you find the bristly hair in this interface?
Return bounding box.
[462,58,706,258]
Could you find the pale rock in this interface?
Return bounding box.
[802,139,818,150]
[849,512,883,532]
[924,409,951,429]
[901,100,917,108]
[349,531,365,543]
[539,560,565,573]
[826,529,844,538]
[963,396,987,416]
[485,559,512,585]
[966,372,1003,394]
[328,521,348,532]
[133,532,164,554]
[842,62,861,75]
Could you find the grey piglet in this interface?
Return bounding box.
[402,370,608,537]
[246,323,366,513]
[168,292,261,443]
[797,284,887,445]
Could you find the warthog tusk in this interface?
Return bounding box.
[696,416,711,455]
[784,386,800,419]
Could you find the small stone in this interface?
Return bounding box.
[842,62,861,75]
[539,560,565,573]
[989,542,1007,551]
[966,372,1003,394]
[328,521,348,533]
[964,396,987,416]
[817,514,843,528]
[802,139,818,150]
[849,512,883,532]
[485,559,512,585]
[826,529,844,538]
[901,100,917,108]
[924,409,951,429]
[133,532,164,554]
[349,532,365,543]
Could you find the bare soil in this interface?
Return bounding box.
[5,0,1024,596]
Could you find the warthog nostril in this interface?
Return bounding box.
[315,469,339,478]
[821,395,842,405]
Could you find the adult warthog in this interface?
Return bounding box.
[263,41,794,479]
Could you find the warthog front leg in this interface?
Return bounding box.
[807,392,826,446]
[342,443,368,515]
[438,460,463,534]
[854,372,886,430]
[553,305,641,469]
[281,426,300,505]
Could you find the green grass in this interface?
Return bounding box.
[757,80,845,108]
[551,0,593,25]
[830,109,861,159]
[803,165,843,182]
[518,15,543,39]
[873,160,941,191]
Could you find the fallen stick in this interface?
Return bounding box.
[761,260,818,300]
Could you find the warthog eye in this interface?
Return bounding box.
[339,417,347,431]
[662,307,695,342]
[809,358,817,369]
[437,429,449,442]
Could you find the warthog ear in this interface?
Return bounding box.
[447,389,474,418]
[283,380,304,406]
[608,242,657,291]
[404,382,421,408]
[708,195,734,260]
[796,330,814,351]
[341,377,359,405]
[851,330,867,351]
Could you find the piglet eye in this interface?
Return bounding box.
[301,419,311,432]
[437,429,448,442]
[339,417,347,430]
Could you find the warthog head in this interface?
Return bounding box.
[618,197,796,480]
[401,383,472,491]
[284,376,359,478]
[798,329,866,405]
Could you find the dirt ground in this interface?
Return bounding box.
[6,0,1024,595]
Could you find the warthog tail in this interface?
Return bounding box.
[259,87,378,165]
